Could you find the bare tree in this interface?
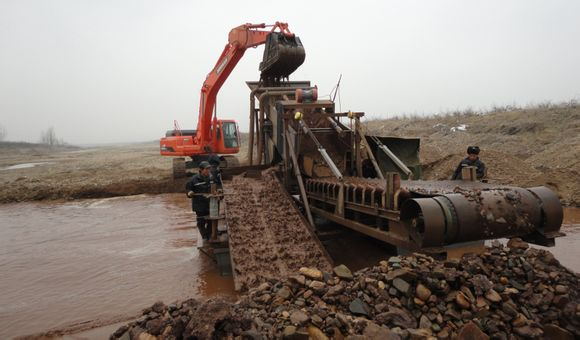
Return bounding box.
[40,127,63,146]
[0,124,6,141]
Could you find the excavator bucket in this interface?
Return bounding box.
[260,32,305,83]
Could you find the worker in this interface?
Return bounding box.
[186,161,219,242]
[451,146,486,180]
[207,154,222,186]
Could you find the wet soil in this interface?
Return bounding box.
[223,170,333,290]
[0,143,182,204]
[0,194,235,339]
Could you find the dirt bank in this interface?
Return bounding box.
[110,239,580,339]
[223,170,333,290]
[365,104,580,206]
[0,142,185,203]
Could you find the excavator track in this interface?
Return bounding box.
[222,169,332,291]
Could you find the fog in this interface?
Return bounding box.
[1,0,579,144]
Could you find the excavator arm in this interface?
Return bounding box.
[196,22,300,147]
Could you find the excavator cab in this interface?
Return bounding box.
[214,120,240,154]
[260,32,305,85]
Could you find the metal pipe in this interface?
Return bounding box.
[377,143,413,178]
[256,90,297,164]
[248,89,258,165]
[285,128,315,227]
[356,125,385,180]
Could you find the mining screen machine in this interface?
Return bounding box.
[238,81,564,258]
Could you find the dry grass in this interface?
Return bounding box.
[364,102,580,205]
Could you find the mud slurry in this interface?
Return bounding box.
[223,170,332,290]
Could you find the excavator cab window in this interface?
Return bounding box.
[222,122,238,148]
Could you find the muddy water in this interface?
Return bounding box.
[0,194,235,339]
[543,207,580,273]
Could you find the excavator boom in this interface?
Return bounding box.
[196,22,303,145]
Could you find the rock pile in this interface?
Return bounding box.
[111,239,579,339]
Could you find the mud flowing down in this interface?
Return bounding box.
[223,171,333,290]
[0,194,235,339]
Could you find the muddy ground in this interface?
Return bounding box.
[0,141,183,203]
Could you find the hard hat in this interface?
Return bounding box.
[199,161,211,169]
[294,111,303,120]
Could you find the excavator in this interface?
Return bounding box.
[160,22,305,177]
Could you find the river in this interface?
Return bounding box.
[0,194,235,339]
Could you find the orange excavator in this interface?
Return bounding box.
[160,22,305,177]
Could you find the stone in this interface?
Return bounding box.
[307,325,329,340]
[378,281,386,290]
[543,324,574,340]
[282,326,296,339]
[456,321,489,340]
[501,302,518,317]
[349,298,370,316]
[138,333,157,340]
[419,315,432,329]
[300,267,323,280]
[393,278,411,295]
[145,319,164,336]
[363,321,401,339]
[309,280,326,292]
[375,306,417,329]
[511,314,527,327]
[485,289,502,303]
[333,264,354,280]
[151,301,166,313]
[407,328,432,340]
[277,287,292,300]
[507,238,529,250]
[114,325,129,338]
[256,282,271,292]
[416,284,431,301]
[326,284,344,296]
[289,275,306,285]
[311,314,323,326]
[118,331,130,340]
[455,292,471,309]
[555,285,569,294]
[303,290,313,299]
[290,310,309,325]
[386,268,417,281]
[513,326,543,338]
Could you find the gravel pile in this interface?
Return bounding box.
[111,238,579,339]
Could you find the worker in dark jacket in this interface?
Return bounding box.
[186,161,220,241]
[452,146,486,180]
[208,154,222,184]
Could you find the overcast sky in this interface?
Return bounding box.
[1,0,579,144]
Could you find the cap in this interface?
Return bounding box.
[199,161,211,169]
[467,146,480,155]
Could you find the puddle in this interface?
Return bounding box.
[1,162,53,170]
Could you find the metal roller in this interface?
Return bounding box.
[527,186,563,234]
[401,186,559,247]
